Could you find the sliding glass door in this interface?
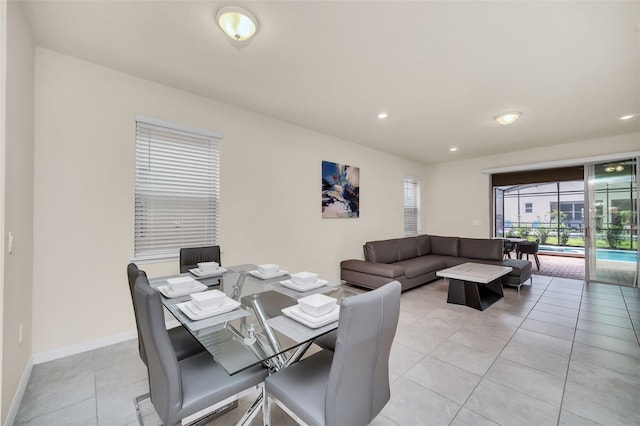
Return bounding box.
[585,158,639,287]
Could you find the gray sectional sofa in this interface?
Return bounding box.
[340,235,532,291]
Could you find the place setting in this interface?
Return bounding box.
[176,289,241,321]
[279,271,328,292]
[157,276,207,298]
[248,263,288,280]
[188,261,228,278]
[281,293,340,329]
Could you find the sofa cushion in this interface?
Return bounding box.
[364,239,398,263]
[397,238,419,261]
[394,256,448,279]
[415,235,431,256]
[459,238,503,261]
[502,259,532,277]
[340,259,405,278]
[430,236,459,257]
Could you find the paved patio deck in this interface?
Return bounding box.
[532,254,585,280]
[529,253,637,286]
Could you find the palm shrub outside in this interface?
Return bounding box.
[559,225,571,245]
[605,225,623,249]
[535,226,551,244]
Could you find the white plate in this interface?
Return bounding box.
[157,282,207,298]
[177,297,241,321]
[280,278,328,292]
[248,269,288,280]
[188,267,228,278]
[167,276,198,285]
[281,305,340,328]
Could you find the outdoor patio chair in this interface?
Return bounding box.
[517,239,541,270]
[503,240,515,259]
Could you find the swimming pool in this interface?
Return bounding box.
[539,245,638,262]
[540,245,584,255]
[595,249,638,262]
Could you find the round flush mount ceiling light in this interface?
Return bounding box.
[377,112,388,119]
[619,114,637,121]
[216,6,259,43]
[495,111,521,125]
[449,147,458,152]
[604,163,625,173]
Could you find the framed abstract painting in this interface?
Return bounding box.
[322,160,360,218]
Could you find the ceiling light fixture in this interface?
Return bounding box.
[619,114,637,121]
[604,163,624,173]
[377,112,388,119]
[495,111,521,125]
[449,147,458,152]
[216,6,259,44]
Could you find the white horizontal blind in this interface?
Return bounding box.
[404,177,420,236]
[135,119,220,259]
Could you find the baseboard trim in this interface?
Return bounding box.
[32,330,137,364]
[31,316,181,365]
[4,356,33,426]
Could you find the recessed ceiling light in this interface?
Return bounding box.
[495,112,521,125]
[619,114,637,121]
[216,6,259,43]
[449,147,458,152]
[377,112,388,119]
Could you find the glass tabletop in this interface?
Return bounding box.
[149,264,355,375]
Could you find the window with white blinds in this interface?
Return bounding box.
[404,177,420,236]
[135,117,221,260]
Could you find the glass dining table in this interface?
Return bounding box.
[149,264,355,375]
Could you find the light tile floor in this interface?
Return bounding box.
[14,276,640,426]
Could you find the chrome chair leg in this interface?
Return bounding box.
[262,385,271,426]
[134,392,150,426]
[236,389,263,426]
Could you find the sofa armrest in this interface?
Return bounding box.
[340,259,405,278]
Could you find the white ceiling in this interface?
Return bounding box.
[23,0,640,164]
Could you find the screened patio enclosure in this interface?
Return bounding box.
[495,181,587,247]
[492,158,639,287]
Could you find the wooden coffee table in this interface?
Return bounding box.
[436,263,512,311]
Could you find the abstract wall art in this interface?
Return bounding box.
[322,160,360,218]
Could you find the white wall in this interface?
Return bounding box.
[3,0,35,421]
[423,133,640,238]
[29,42,640,358]
[32,49,428,353]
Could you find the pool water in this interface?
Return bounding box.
[596,249,638,262]
[540,245,584,255]
[539,245,638,262]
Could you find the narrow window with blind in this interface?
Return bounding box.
[404,177,420,236]
[134,116,221,260]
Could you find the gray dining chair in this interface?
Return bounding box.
[312,330,337,351]
[263,280,401,426]
[133,273,268,426]
[127,263,204,365]
[179,245,222,273]
[127,263,206,421]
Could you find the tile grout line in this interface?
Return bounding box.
[620,288,640,347]
[93,349,99,425]
[446,277,552,426]
[554,278,590,425]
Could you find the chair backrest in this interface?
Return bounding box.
[179,246,221,273]
[127,263,148,365]
[325,280,401,426]
[503,240,514,253]
[519,239,540,253]
[133,273,183,426]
